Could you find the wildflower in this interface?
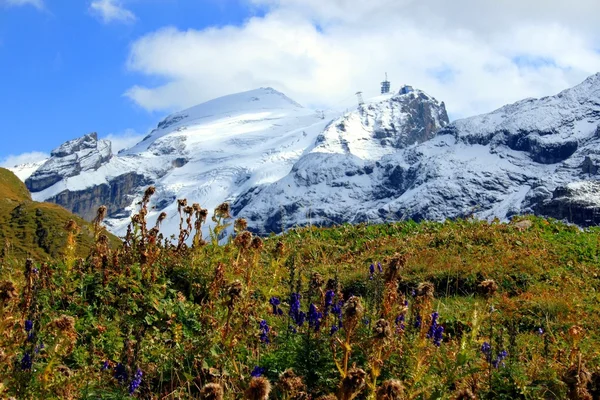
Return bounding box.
[377,262,383,273]
[114,363,128,384]
[537,327,544,336]
[101,360,110,371]
[492,350,508,368]
[308,303,323,331]
[363,317,370,326]
[332,300,344,326]
[24,320,33,332]
[34,343,44,354]
[324,290,335,315]
[251,366,266,377]
[20,352,32,370]
[289,293,305,326]
[330,325,339,336]
[413,314,422,329]
[199,383,224,400]
[395,314,406,332]
[339,368,366,400]
[129,368,143,395]
[369,264,375,279]
[259,320,270,344]
[433,326,444,346]
[376,379,404,400]
[269,297,283,315]
[245,377,271,400]
[481,342,492,362]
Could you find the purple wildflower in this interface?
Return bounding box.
[251,366,266,377]
[369,264,375,279]
[289,293,303,326]
[24,320,33,332]
[395,314,406,332]
[269,297,283,315]
[101,360,110,371]
[114,363,128,384]
[324,290,335,315]
[129,368,143,395]
[20,352,32,370]
[537,327,544,336]
[330,325,339,336]
[413,314,422,329]
[308,303,323,331]
[481,342,492,363]
[259,320,270,344]
[377,262,383,273]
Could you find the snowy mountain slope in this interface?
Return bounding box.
[233,74,600,232]
[18,87,337,235]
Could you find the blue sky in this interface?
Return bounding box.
[1,0,599,166]
[0,0,263,162]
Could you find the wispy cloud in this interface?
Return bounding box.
[0,151,48,168]
[4,0,44,10]
[124,0,600,119]
[102,129,145,153]
[90,0,135,24]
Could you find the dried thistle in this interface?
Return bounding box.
[274,241,285,256]
[343,296,364,326]
[0,280,17,302]
[385,253,406,282]
[234,218,248,233]
[563,362,592,400]
[373,319,392,341]
[64,219,79,233]
[95,206,107,224]
[245,377,271,400]
[142,186,156,203]
[339,367,366,400]
[214,202,232,219]
[156,212,167,227]
[478,279,498,298]
[227,281,243,304]
[415,282,435,299]
[310,272,324,291]
[376,379,405,400]
[569,325,585,342]
[53,315,75,332]
[177,199,188,210]
[452,388,476,400]
[199,383,224,400]
[276,369,305,397]
[234,231,253,250]
[250,237,263,251]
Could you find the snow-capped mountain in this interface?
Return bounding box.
[18,87,338,236]
[11,74,600,238]
[233,74,600,231]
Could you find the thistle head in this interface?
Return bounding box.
[142,186,156,202]
[214,202,231,219]
[373,319,392,341]
[478,279,498,298]
[376,379,405,400]
[245,377,271,400]
[251,237,264,251]
[64,219,79,233]
[310,272,324,291]
[227,281,243,303]
[199,383,224,400]
[343,296,364,324]
[234,218,248,233]
[96,206,107,222]
[276,369,305,397]
[0,280,17,302]
[234,231,253,250]
[415,282,435,299]
[156,212,167,226]
[340,368,366,399]
[385,253,406,282]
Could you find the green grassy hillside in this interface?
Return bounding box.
[1,191,599,399]
[0,167,118,260]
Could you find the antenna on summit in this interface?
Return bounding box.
[355,91,364,106]
[381,72,391,94]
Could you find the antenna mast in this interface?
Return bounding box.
[355,91,364,106]
[381,72,391,94]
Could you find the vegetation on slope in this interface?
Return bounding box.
[0,168,119,260]
[1,187,600,399]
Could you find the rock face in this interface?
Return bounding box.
[535,181,600,227]
[46,172,151,221]
[233,74,600,233]
[26,133,112,192]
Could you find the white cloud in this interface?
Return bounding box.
[102,129,145,153]
[0,151,48,168]
[90,0,135,24]
[3,0,44,9]
[124,0,600,119]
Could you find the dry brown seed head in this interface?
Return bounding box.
[215,202,232,219]
[416,282,435,299]
[157,212,167,224]
[0,281,17,302]
[310,272,324,290]
[143,186,156,202]
[373,319,392,341]
[478,279,498,298]
[234,218,248,233]
[199,383,224,400]
[227,281,243,299]
[343,296,365,321]
[569,325,585,341]
[177,199,187,208]
[234,231,253,250]
[277,369,305,396]
[53,315,75,333]
[341,368,366,398]
[376,379,405,400]
[251,236,264,251]
[192,203,201,212]
[64,219,79,233]
[245,377,271,400]
[184,206,194,215]
[452,388,476,400]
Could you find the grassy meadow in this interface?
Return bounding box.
[1,186,600,399]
